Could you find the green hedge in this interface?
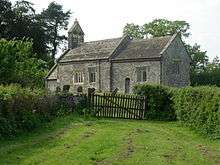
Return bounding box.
[172,86,220,138]
[0,85,80,139]
[133,84,176,121]
[133,84,220,138]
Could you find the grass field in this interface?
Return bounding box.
[0,115,220,165]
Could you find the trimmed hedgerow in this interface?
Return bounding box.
[172,86,220,139]
[133,84,176,121]
[0,85,85,139]
[134,84,220,138]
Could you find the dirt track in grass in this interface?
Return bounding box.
[1,115,220,165]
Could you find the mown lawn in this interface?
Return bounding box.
[0,115,220,165]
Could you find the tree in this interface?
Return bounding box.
[12,0,49,59]
[0,39,16,84]
[0,0,73,87]
[211,56,220,69]
[0,0,49,61]
[191,56,220,87]
[191,68,220,87]
[0,39,47,88]
[0,0,72,66]
[123,19,190,39]
[40,2,71,60]
[186,44,208,73]
[123,23,144,39]
[0,0,14,38]
[143,19,190,38]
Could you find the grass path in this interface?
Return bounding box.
[0,115,220,165]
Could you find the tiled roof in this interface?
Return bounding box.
[59,35,175,62]
[68,20,84,35]
[114,36,172,59]
[59,37,122,62]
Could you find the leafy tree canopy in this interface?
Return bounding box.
[0,0,72,67]
[123,19,190,39]
[185,44,208,73]
[0,39,47,88]
[143,19,190,38]
[123,23,144,39]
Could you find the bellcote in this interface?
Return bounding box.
[68,19,84,49]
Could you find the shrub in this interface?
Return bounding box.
[172,86,220,138]
[0,84,86,139]
[134,84,220,138]
[0,39,47,88]
[63,85,70,92]
[133,84,176,121]
[191,69,220,87]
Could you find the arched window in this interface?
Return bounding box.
[136,66,149,82]
[88,67,96,83]
[73,71,84,84]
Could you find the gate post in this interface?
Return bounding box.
[88,88,95,115]
[142,96,147,119]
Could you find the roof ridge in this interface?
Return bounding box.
[45,63,57,79]
[132,35,172,42]
[109,35,131,60]
[45,48,71,79]
[84,37,122,44]
[68,19,84,35]
[160,33,179,55]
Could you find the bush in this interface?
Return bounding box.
[191,70,220,87]
[172,86,220,138]
[133,84,176,121]
[63,85,70,92]
[0,39,47,88]
[134,84,220,138]
[0,84,85,139]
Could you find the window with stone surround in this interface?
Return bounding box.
[73,72,84,84]
[136,66,149,82]
[88,67,96,83]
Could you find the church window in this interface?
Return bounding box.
[73,72,84,84]
[88,67,96,83]
[136,67,149,82]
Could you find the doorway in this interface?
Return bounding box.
[125,78,130,93]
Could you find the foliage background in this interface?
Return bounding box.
[134,84,220,139]
[0,84,85,139]
[0,39,47,88]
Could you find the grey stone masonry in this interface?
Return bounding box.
[161,35,191,87]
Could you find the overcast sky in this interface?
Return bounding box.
[12,0,220,60]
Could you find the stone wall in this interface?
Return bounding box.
[111,61,161,93]
[46,66,58,92]
[161,36,191,87]
[57,60,111,93]
[46,80,58,92]
[99,61,111,91]
[47,66,57,80]
[46,35,190,92]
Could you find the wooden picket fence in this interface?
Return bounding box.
[88,93,147,119]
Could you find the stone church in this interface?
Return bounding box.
[45,19,191,93]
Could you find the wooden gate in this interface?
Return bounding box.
[89,93,147,119]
